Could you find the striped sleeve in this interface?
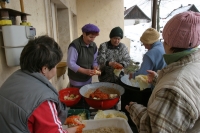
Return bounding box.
[127,89,196,133]
[28,101,68,133]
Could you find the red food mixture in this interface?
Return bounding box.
[90,88,109,99]
[114,64,123,69]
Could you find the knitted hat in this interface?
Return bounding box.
[82,24,100,33]
[162,11,200,48]
[109,27,123,39]
[140,28,160,45]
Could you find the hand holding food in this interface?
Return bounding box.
[93,66,101,75]
[114,63,123,69]
[125,102,136,113]
[94,70,101,75]
[65,115,85,133]
[129,73,133,79]
[85,69,101,76]
[147,70,158,83]
[109,62,123,69]
[65,126,78,133]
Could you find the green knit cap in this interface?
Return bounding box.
[109,27,123,39]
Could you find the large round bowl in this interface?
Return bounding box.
[120,75,152,107]
[79,82,124,110]
[119,75,152,129]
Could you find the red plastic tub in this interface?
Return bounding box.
[59,88,81,107]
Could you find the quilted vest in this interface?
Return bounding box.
[0,70,67,133]
[68,35,97,82]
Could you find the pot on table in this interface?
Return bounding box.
[119,75,152,129]
[119,75,152,107]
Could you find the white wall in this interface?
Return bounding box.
[76,0,130,49]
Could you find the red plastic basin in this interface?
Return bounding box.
[59,88,81,107]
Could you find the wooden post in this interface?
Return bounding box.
[151,0,157,29]
[0,1,5,8]
[20,0,25,13]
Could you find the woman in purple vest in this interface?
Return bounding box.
[67,23,101,109]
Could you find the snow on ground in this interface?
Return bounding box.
[124,23,152,63]
[124,0,200,63]
[124,0,200,18]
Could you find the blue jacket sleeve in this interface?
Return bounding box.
[133,54,153,78]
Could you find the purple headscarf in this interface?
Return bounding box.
[82,24,100,33]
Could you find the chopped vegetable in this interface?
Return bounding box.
[65,115,85,133]
[90,88,109,100]
[64,94,79,100]
[135,75,149,91]
[109,94,118,99]
[114,64,123,69]
[114,69,122,77]
[124,60,139,74]
[78,112,87,120]
[95,110,128,120]
[95,70,101,75]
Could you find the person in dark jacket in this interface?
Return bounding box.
[97,26,131,84]
[129,28,166,79]
[0,35,77,133]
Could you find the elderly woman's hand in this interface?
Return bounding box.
[83,69,96,76]
[147,70,157,83]
[125,102,136,113]
[129,73,133,79]
[65,126,78,133]
[109,62,123,69]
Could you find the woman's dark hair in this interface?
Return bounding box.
[20,35,63,72]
